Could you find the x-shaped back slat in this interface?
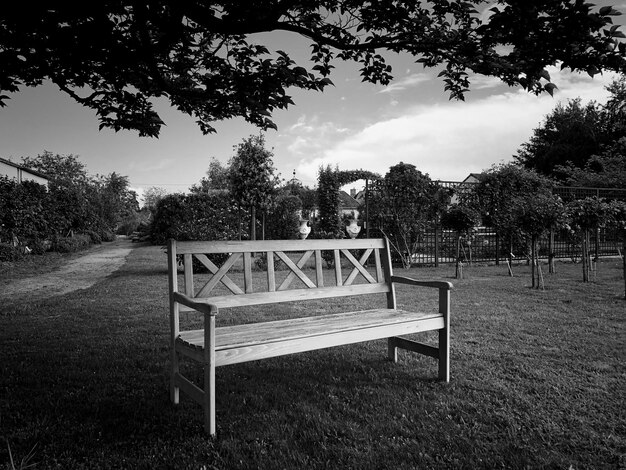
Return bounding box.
[342,248,377,285]
[195,253,244,296]
[276,250,316,290]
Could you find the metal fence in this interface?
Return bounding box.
[372,183,626,266]
[401,225,623,266]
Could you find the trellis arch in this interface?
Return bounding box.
[317,166,381,238]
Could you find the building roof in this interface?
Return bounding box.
[338,190,360,210]
[462,173,486,184]
[0,157,50,180]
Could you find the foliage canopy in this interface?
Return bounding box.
[1,1,625,136]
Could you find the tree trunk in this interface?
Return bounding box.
[250,206,256,241]
[622,231,625,300]
[237,206,242,240]
[508,237,514,277]
[581,230,589,282]
[531,235,536,288]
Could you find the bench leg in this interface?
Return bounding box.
[387,338,398,363]
[170,349,180,405]
[204,313,217,437]
[438,327,450,382]
[204,362,216,437]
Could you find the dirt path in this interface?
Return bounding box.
[0,237,134,301]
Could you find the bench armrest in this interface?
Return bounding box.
[390,276,453,290]
[172,292,218,316]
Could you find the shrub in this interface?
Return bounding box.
[151,192,240,245]
[152,192,241,270]
[53,234,91,253]
[85,230,103,244]
[0,243,25,262]
[99,230,116,242]
[265,194,302,240]
[117,212,142,236]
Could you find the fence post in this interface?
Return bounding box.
[548,230,555,274]
[495,232,500,266]
[434,223,439,267]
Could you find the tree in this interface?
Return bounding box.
[465,163,555,269]
[22,151,89,185]
[20,152,137,239]
[2,2,624,137]
[441,203,481,279]
[603,75,626,140]
[228,134,279,241]
[517,76,626,180]
[370,162,435,268]
[558,137,626,188]
[22,152,92,236]
[142,186,169,212]
[515,99,605,178]
[511,191,565,288]
[265,194,302,240]
[557,76,626,187]
[566,196,616,282]
[92,172,139,231]
[316,165,344,240]
[191,157,231,193]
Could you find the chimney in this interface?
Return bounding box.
[350,188,356,198]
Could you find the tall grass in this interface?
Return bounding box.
[0,244,624,469]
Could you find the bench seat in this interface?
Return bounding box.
[177,309,444,366]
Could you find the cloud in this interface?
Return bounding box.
[378,73,432,94]
[295,68,621,185]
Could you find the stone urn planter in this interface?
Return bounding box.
[345,219,361,239]
[298,219,311,239]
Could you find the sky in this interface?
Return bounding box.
[0,2,625,202]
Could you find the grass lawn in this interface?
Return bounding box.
[1,243,624,469]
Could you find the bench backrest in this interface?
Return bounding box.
[167,238,397,310]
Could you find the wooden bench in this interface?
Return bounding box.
[167,238,452,436]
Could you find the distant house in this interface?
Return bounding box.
[339,190,360,219]
[0,157,50,188]
[449,173,485,205]
[461,173,485,184]
[298,190,361,221]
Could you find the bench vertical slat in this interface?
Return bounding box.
[381,239,399,362]
[382,240,396,309]
[334,250,342,286]
[184,254,193,296]
[243,252,253,293]
[374,248,383,282]
[167,239,180,404]
[315,250,324,287]
[267,251,276,292]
